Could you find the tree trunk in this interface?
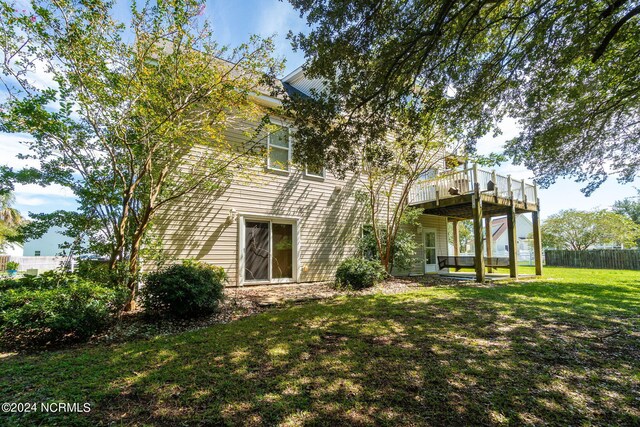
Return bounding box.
[123,203,154,311]
[124,235,143,311]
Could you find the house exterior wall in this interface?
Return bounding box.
[154,119,449,286]
[154,120,363,286]
[493,214,533,261]
[393,215,449,276]
[23,227,68,256]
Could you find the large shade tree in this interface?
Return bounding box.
[541,209,640,250]
[613,189,640,246]
[0,0,281,307]
[287,0,640,194]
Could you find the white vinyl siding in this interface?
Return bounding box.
[155,117,449,285]
[391,215,449,277]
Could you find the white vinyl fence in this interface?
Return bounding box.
[6,256,67,273]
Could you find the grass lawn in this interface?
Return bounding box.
[1,267,639,426]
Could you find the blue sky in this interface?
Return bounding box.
[1,0,638,219]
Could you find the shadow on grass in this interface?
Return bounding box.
[1,277,639,426]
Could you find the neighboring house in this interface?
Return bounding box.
[1,242,23,257]
[453,215,534,262]
[491,215,533,261]
[23,227,68,256]
[3,231,66,274]
[155,66,449,286]
[590,242,625,250]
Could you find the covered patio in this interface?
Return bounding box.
[409,164,543,282]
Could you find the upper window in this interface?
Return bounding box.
[305,163,325,179]
[267,127,291,172]
[419,168,439,181]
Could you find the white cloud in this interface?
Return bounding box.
[14,195,48,206]
[14,183,75,198]
[256,1,292,39]
[254,0,307,73]
[0,133,39,169]
[1,131,76,200]
[27,59,58,91]
[475,117,520,155]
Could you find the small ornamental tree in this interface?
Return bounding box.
[355,114,452,272]
[0,0,282,308]
[448,220,473,253]
[285,92,454,273]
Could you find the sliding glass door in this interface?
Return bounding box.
[245,221,270,281]
[272,223,293,279]
[244,220,294,283]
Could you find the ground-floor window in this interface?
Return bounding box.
[242,217,297,284]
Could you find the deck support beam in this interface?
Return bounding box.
[472,184,485,283]
[485,217,493,273]
[507,204,518,278]
[532,205,543,276]
[452,220,460,256]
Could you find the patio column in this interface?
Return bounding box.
[485,217,493,273]
[507,204,518,278]
[532,204,543,276]
[472,183,485,283]
[452,220,460,256]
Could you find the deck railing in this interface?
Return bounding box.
[408,164,538,207]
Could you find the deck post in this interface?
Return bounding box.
[472,183,485,283]
[507,203,518,278]
[485,217,493,273]
[491,170,498,201]
[452,220,460,256]
[472,163,479,188]
[532,202,543,276]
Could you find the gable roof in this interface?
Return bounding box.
[491,215,533,241]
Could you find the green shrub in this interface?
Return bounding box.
[140,260,227,318]
[5,261,19,271]
[358,227,417,272]
[335,257,386,290]
[75,259,115,285]
[0,273,127,348]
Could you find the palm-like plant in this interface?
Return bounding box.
[0,192,23,251]
[0,193,22,227]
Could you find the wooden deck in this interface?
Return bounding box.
[407,164,543,283]
[408,164,537,210]
[410,192,538,220]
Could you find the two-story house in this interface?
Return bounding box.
[155,66,543,285]
[154,66,450,286]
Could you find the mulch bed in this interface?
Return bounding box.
[90,275,473,346]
